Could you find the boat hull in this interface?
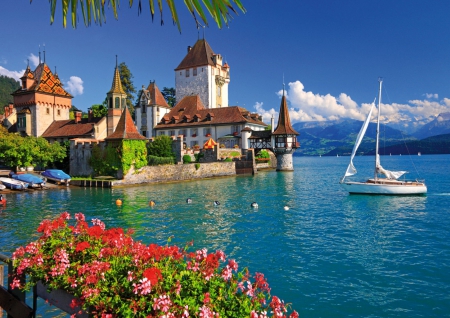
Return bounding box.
[340,179,427,195]
[0,177,29,190]
[10,173,45,188]
[41,170,71,185]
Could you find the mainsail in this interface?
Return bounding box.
[340,100,375,182]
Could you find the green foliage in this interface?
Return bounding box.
[147,135,175,158]
[0,131,66,168]
[194,152,204,162]
[224,157,233,162]
[161,87,176,107]
[45,0,246,33]
[90,104,107,117]
[0,75,20,114]
[90,140,147,177]
[89,144,120,177]
[256,149,270,159]
[195,163,200,170]
[265,125,272,131]
[121,140,148,174]
[147,155,176,166]
[183,154,192,164]
[119,62,136,117]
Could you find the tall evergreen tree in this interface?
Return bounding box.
[118,62,136,116]
[162,87,176,107]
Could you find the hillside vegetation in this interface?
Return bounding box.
[0,75,20,114]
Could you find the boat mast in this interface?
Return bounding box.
[374,78,383,180]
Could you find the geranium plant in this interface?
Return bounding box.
[11,213,298,318]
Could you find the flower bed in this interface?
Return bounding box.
[10,213,298,317]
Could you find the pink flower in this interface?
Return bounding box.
[10,277,21,289]
[91,218,106,230]
[153,294,172,313]
[132,277,152,295]
[75,213,85,222]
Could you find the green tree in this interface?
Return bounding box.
[42,1,246,32]
[0,133,66,168]
[0,75,20,114]
[90,104,108,118]
[119,62,137,117]
[147,135,175,158]
[162,87,176,107]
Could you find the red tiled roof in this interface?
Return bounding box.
[154,96,267,129]
[175,39,215,71]
[273,95,299,135]
[41,117,103,138]
[105,107,146,140]
[13,63,72,98]
[146,82,170,108]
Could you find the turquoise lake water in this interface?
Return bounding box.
[1,154,450,317]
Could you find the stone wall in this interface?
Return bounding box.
[70,139,105,177]
[113,161,236,186]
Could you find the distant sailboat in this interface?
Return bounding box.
[418,152,421,156]
[337,154,339,157]
[339,79,427,195]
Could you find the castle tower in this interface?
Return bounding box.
[106,58,127,136]
[11,60,72,137]
[175,39,230,109]
[272,88,300,171]
[135,81,171,138]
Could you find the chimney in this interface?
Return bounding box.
[187,46,192,53]
[88,109,93,122]
[271,115,275,133]
[75,111,82,124]
[5,103,13,117]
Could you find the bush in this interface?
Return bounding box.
[224,157,233,162]
[147,135,175,158]
[256,149,270,159]
[194,152,204,162]
[10,213,298,317]
[183,154,192,164]
[147,155,176,166]
[195,163,200,170]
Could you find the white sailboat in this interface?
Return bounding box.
[340,79,427,195]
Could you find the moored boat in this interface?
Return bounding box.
[0,184,6,191]
[10,173,46,188]
[0,177,29,190]
[41,169,71,186]
[339,79,427,195]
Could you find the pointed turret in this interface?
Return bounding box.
[272,87,300,171]
[106,57,127,136]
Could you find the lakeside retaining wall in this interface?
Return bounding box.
[113,162,236,186]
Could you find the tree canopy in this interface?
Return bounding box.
[0,75,20,114]
[119,62,137,116]
[147,135,175,158]
[90,104,108,118]
[0,129,66,169]
[161,87,176,107]
[41,0,246,32]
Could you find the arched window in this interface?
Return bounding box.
[115,97,120,108]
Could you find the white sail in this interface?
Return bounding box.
[341,100,375,181]
[376,157,407,180]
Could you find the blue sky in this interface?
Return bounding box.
[1,1,450,131]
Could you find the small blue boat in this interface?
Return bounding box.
[10,173,46,188]
[0,177,29,190]
[41,169,71,186]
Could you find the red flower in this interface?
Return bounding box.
[143,267,163,285]
[87,225,103,238]
[75,241,91,252]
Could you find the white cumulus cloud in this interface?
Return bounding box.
[0,66,24,81]
[27,53,39,67]
[65,76,84,96]
[253,80,450,126]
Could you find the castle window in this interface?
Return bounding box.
[46,108,50,114]
[57,110,61,116]
[204,128,211,137]
[179,129,186,137]
[142,105,146,113]
[115,97,120,108]
[193,68,197,76]
[169,130,176,137]
[17,116,26,128]
[186,69,190,77]
[142,130,147,137]
[159,131,165,136]
[109,97,113,108]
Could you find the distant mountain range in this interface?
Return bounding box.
[292,115,450,156]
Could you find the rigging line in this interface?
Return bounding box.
[400,130,422,180]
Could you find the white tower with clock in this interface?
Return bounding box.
[175,38,230,109]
